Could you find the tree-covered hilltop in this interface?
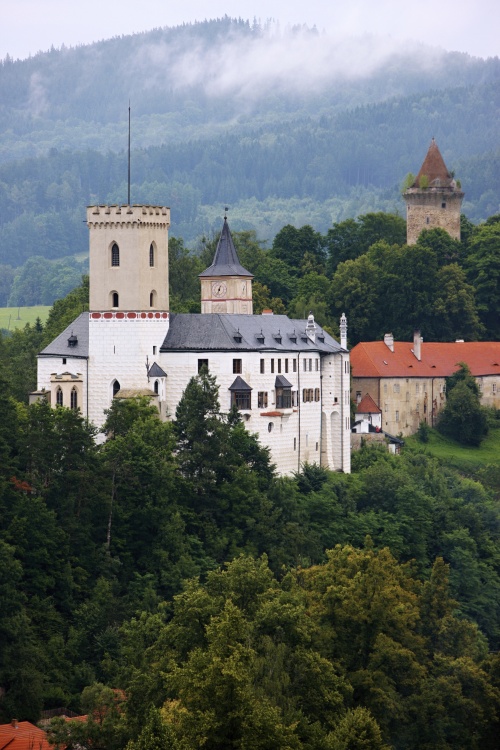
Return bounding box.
[0,17,499,265]
[0,366,500,748]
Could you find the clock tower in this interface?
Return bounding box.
[199,216,254,314]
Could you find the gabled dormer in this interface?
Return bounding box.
[199,216,254,314]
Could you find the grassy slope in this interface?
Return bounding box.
[0,306,51,331]
[405,426,500,472]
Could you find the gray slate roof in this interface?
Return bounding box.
[161,314,345,354]
[229,376,252,391]
[199,218,253,278]
[275,375,293,388]
[39,313,89,358]
[148,362,167,378]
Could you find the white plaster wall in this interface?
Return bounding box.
[87,314,169,429]
[159,348,350,476]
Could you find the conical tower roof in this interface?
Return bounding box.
[411,138,456,189]
[199,217,253,278]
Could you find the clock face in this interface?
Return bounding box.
[212,281,227,298]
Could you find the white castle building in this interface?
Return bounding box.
[35,205,351,475]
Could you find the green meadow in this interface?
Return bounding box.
[0,306,51,332]
[406,423,500,472]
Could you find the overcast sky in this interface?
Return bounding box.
[1,0,498,62]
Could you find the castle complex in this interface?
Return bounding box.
[35,138,487,462]
[35,209,351,475]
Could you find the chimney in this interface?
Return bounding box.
[340,312,348,350]
[413,330,422,361]
[11,720,18,729]
[306,312,316,343]
[383,333,394,352]
[261,309,273,315]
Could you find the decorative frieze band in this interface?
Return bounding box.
[90,312,169,320]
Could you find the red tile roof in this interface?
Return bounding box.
[356,394,382,413]
[413,138,454,188]
[351,341,500,379]
[0,721,52,750]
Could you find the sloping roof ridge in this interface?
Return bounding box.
[357,393,382,413]
[199,218,253,278]
[413,137,453,187]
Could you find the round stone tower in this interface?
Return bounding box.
[403,139,464,245]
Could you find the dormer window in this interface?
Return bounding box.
[67,333,78,347]
[234,329,242,343]
[273,332,282,344]
[229,376,252,410]
[275,375,292,409]
[256,330,265,344]
[111,243,120,267]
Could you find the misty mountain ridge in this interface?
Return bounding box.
[1,16,499,161]
[0,17,499,268]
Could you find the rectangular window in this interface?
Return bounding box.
[260,359,265,374]
[303,360,307,372]
[153,346,157,355]
[356,391,361,403]
[285,359,289,373]
[278,359,282,374]
[309,358,312,371]
[406,391,410,401]
[258,392,268,408]
[198,359,209,373]
[62,358,67,365]
[271,359,275,373]
[315,359,319,371]
[276,387,292,409]
[415,383,420,394]
[232,391,251,410]
[393,383,400,394]
[395,410,400,422]
[493,383,497,394]
[384,384,388,394]
[316,442,319,451]
[233,359,242,374]
[292,391,297,407]
[314,388,320,402]
[293,359,297,372]
[294,437,297,451]
[305,433,309,447]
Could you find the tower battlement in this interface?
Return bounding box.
[87,205,170,228]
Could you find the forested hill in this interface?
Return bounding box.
[0,17,499,262]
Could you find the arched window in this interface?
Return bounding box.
[150,290,156,308]
[149,244,155,267]
[154,380,159,395]
[111,243,120,267]
[112,292,119,308]
[56,387,63,406]
[70,387,78,410]
[112,380,120,397]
